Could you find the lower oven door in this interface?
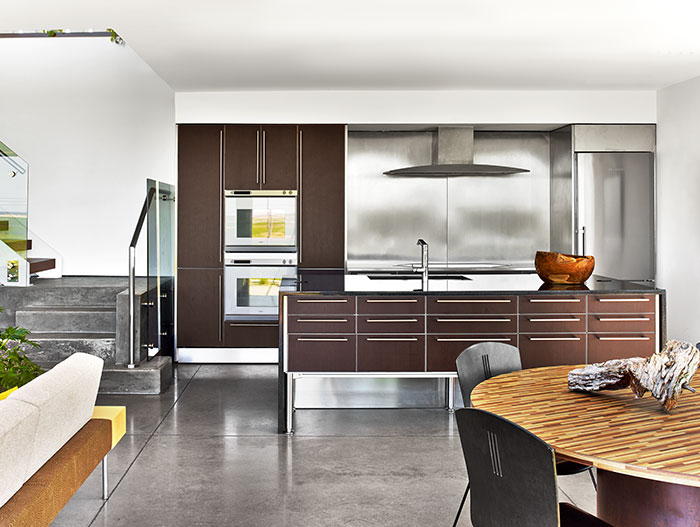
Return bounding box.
[225,265,297,319]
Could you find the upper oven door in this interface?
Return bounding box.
[225,191,297,251]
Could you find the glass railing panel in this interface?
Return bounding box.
[0,140,29,259]
[147,179,176,359]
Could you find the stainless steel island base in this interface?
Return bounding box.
[285,372,457,434]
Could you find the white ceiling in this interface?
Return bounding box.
[4,0,700,91]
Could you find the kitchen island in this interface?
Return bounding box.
[278,272,665,433]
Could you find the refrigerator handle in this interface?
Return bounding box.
[581,225,586,256]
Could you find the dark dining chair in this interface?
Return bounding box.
[454,408,612,527]
[452,342,596,527]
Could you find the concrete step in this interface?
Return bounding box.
[17,305,116,333]
[35,356,173,395]
[27,332,116,362]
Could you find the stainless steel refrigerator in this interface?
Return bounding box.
[575,152,655,281]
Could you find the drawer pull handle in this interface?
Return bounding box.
[297,319,348,323]
[436,318,511,323]
[366,337,419,342]
[528,337,581,341]
[528,318,580,322]
[297,338,349,342]
[597,317,650,322]
[366,299,418,303]
[229,323,278,327]
[366,319,418,323]
[528,299,581,303]
[436,338,511,342]
[598,298,650,302]
[436,299,511,303]
[597,336,651,341]
[296,299,348,303]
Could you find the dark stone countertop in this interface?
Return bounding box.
[292,270,663,295]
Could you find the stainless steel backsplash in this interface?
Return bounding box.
[347,131,550,270]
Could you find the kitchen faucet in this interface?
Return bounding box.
[413,239,429,291]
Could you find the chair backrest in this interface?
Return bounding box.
[455,408,560,527]
[456,342,522,406]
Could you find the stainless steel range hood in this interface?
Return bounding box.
[383,127,530,177]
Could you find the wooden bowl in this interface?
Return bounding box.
[535,251,595,284]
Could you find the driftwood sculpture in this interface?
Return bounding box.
[568,340,700,412]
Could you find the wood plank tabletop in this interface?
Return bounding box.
[471,365,700,487]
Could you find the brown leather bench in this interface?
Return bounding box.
[0,407,125,527]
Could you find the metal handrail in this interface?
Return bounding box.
[128,187,157,368]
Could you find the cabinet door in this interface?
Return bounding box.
[261,125,298,190]
[224,125,260,190]
[299,124,346,269]
[177,268,223,348]
[177,125,224,268]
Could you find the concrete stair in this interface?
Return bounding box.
[0,277,172,394]
[16,305,117,333]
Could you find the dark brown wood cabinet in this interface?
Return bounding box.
[224,322,279,348]
[298,124,345,269]
[177,124,224,268]
[261,125,298,190]
[177,268,223,348]
[224,125,298,191]
[224,125,259,189]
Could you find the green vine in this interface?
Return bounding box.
[42,29,64,38]
[107,28,124,46]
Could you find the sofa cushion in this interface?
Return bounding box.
[8,353,103,480]
[0,399,39,508]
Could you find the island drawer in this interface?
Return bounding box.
[518,334,586,369]
[287,335,356,372]
[427,335,516,372]
[519,314,585,333]
[587,313,655,333]
[287,295,355,315]
[428,315,516,334]
[427,296,516,315]
[357,315,425,334]
[587,333,655,363]
[588,294,656,314]
[287,316,355,334]
[518,295,586,314]
[357,335,425,372]
[357,296,425,315]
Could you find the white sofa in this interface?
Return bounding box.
[0,352,103,508]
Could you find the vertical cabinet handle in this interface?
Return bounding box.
[219,129,223,264]
[256,129,260,185]
[218,273,223,342]
[298,129,303,264]
[262,130,266,185]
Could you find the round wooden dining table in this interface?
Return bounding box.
[471,364,700,527]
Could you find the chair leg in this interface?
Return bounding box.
[588,467,597,491]
[452,482,470,527]
[102,456,109,500]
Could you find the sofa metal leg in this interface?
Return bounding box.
[102,456,109,500]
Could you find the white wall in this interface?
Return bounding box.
[176,90,657,124]
[657,77,700,342]
[0,38,175,276]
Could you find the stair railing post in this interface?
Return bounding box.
[128,187,156,370]
[128,245,136,369]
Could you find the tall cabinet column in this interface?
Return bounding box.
[177,124,225,348]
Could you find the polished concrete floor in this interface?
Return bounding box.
[53,365,597,526]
